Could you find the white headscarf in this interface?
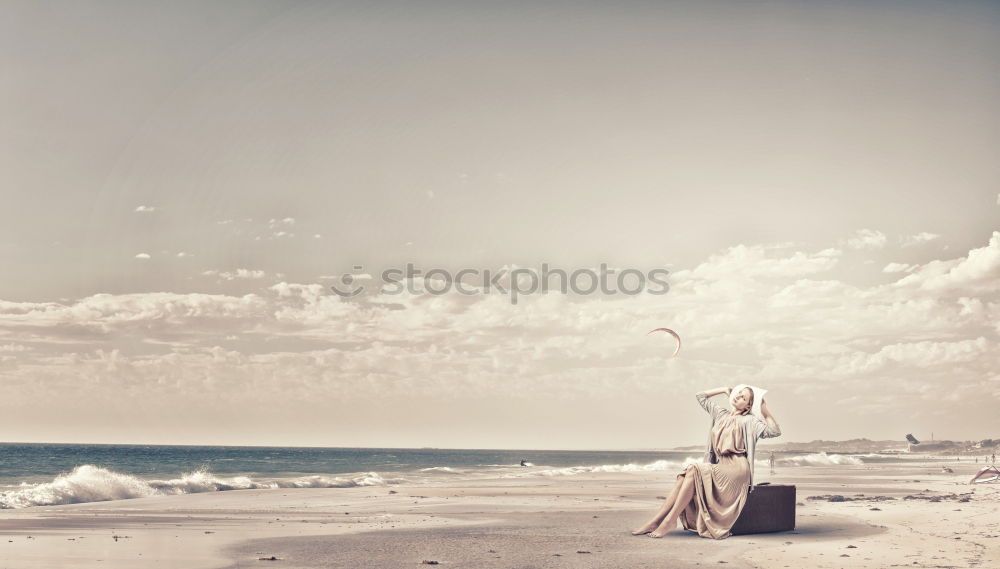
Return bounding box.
[730,384,767,419]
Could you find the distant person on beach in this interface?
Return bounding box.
[992,453,996,464]
[632,385,782,539]
[769,452,776,474]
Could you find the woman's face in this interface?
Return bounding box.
[733,388,753,413]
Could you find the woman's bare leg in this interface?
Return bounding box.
[631,466,693,535]
[649,469,697,538]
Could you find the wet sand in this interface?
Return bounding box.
[1,459,997,568]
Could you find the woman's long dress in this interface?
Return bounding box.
[678,413,751,539]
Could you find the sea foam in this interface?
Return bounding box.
[0,465,394,509]
[781,452,864,466]
[510,457,703,478]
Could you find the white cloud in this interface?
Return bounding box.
[134,253,151,260]
[894,231,1000,293]
[202,269,267,281]
[674,244,839,282]
[2,232,997,446]
[900,232,940,247]
[134,205,156,213]
[882,262,915,273]
[845,229,887,250]
[176,252,191,258]
[832,338,990,374]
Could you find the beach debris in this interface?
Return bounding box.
[258,556,280,561]
[577,551,592,554]
[846,545,857,548]
[111,535,131,541]
[389,490,397,494]
[807,494,896,503]
[647,328,682,358]
[421,561,439,565]
[901,492,970,502]
[969,465,1000,484]
[870,507,882,511]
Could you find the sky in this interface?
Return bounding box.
[1,0,998,448]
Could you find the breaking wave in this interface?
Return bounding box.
[509,457,703,478]
[418,466,463,474]
[0,465,398,509]
[781,452,864,466]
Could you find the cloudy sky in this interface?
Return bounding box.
[2,0,998,448]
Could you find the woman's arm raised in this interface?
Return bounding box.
[703,386,731,398]
[696,386,731,417]
[756,398,782,438]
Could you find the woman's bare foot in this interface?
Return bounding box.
[630,522,657,536]
[648,519,675,538]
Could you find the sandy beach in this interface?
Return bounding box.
[1,457,997,569]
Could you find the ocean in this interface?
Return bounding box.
[0,443,930,509]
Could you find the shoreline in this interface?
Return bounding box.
[1,463,997,568]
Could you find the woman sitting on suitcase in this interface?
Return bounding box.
[632,385,782,539]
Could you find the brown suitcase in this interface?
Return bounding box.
[730,484,796,535]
